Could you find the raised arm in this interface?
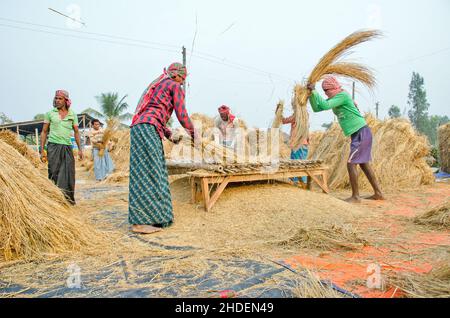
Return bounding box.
[309,91,346,113]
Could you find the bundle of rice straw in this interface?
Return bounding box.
[0,130,41,168]
[438,123,450,173]
[0,140,101,261]
[271,100,285,129]
[414,200,450,229]
[97,119,120,157]
[279,224,367,251]
[388,265,450,298]
[290,29,382,151]
[309,114,434,191]
[104,129,130,183]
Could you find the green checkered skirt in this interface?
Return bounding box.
[128,124,173,227]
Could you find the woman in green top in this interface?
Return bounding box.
[307,77,384,203]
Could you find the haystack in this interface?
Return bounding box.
[0,130,41,168]
[104,129,130,183]
[0,140,101,261]
[309,115,434,191]
[414,200,450,229]
[438,123,450,173]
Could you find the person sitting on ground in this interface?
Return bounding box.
[307,76,385,203]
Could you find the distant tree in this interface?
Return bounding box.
[321,122,332,129]
[82,92,133,123]
[425,115,449,146]
[388,105,401,119]
[0,112,13,124]
[407,72,430,134]
[33,113,46,120]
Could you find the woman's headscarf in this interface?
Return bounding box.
[134,63,187,115]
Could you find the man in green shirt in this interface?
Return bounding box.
[40,90,84,204]
[307,77,384,203]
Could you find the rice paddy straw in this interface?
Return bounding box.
[0,130,41,168]
[438,123,450,173]
[414,200,450,229]
[0,140,104,261]
[290,29,382,150]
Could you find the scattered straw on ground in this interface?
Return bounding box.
[414,200,450,229]
[387,264,450,298]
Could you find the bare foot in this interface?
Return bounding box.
[344,196,362,204]
[365,193,386,201]
[132,225,162,235]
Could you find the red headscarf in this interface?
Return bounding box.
[54,90,71,108]
[134,62,187,116]
[218,105,235,122]
[322,76,343,98]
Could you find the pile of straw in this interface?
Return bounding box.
[309,115,434,191]
[414,200,450,229]
[0,130,41,168]
[388,265,450,298]
[279,224,367,251]
[0,140,101,261]
[438,123,450,173]
[290,30,382,150]
[104,129,130,183]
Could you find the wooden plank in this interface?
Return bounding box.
[206,177,231,212]
[190,177,197,203]
[200,178,210,211]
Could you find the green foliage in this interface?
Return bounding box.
[82,92,133,123]
[407,72,429,134]
[33,113,45,120]
[0,112,13,124]
[388,105,401,119]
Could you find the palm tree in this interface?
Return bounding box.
[82,92,133,123]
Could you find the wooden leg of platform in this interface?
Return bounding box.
[322,171,330,193]
[307,173,330,194]
[206,177,230,212]
[307,176,312,190]
[200,178,211,212]
[190,177,197,203]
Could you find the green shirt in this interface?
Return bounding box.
[309,91,366,136]
[44,108,78,146]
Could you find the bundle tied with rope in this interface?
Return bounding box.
[289,29,382,150]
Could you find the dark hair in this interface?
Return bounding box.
[91,119,100,125]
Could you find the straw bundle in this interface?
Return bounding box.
[438,123,450,173]
[414,200,450,229]
[0,140,101,261]
[309,115,434,191]
[290,30,382,150]
[388,265,450,298]
[104,129,130,183]
[97,119,120,157]
[279,224,367,251]
[271,100,285,129]
[0,130,41,168]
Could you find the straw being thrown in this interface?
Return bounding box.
[289,29,382,150]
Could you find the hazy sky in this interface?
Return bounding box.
[0,0,449,132]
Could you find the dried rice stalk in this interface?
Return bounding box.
[438,123,450,173]
[0,130,41,168]
[271,100,285,129]
[0,140,103,261]
[290,30,382,150]
[279,224,367,251]
[388,265,450,298]
[414,200,450,229]
[98,119,120,157]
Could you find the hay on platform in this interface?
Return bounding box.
[0,140,102,261]
[414,200,450,229]
[290,30,382,150]
[0,130,41,168]
[438,123,450,173]
[309,115,434,191]
[388,265,450,298]
[279,224,367,251]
